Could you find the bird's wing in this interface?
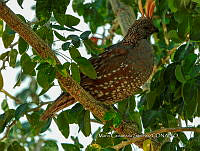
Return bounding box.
[80,43,132,87]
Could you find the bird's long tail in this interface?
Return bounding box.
[40,92,76,120]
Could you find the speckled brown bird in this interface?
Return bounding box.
[41,0,157,120]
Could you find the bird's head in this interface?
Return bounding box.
[123,0,157,43]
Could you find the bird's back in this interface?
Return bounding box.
[81,39,154,104]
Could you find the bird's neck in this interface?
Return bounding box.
[122,29,145,46]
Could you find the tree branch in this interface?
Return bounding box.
[0,89,22,104]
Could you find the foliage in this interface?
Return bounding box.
[0,0,200,150]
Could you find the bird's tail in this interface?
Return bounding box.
[40,92,76,120]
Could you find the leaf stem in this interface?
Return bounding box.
[0,89,22,104]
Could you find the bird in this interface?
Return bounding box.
[40,0,157,120]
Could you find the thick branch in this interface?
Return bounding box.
[109,0,136,36]
[0,1,140,143]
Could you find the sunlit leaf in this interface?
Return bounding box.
[0,19,3,37]
[15,103,29,120]
[61,143,80,151]
[55,111,70,138]
[18,37,29,54]
[9,49,18,67]
[54,13,80,27]
[41,140,58,151]
[7,141,26,151]
[0,71,4,90]
[54,31,68,41]
[2,25,15,48]
[36,0,52,24]
[175,65,186,83]
[76,57,97,79]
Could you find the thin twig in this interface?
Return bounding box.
[9,41,18,49]
[162,23,169,46]
[0,89,22,104]
[0,101,54,141]
[28,101,54,112]
[90,119,103,124]
[0,120,16,141]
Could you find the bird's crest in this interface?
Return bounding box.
[138,0,155,18]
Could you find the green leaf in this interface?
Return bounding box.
[7,141,26,151]
[167,30,181,43]
[0,71,4,90]
[37,67,54,89]
[175,65,186,83]
[62,42,71,50]
[0,19,3,37]
[173,44,194,62]
[76,57,97,79]
[17,0,24,9]
[161,142,176,151]
[54,13,80,27]
[53,0,70,14]
[9,49,18,68]
[67,35,80,47]
[27,111,51,135]
[36,26,54,44]
[0,142,6,151]
[182,81,198,117]
[146,91,157,109]
[143,139,153,151]
[2,25,15,48]
[69,47,81,61]
[55,111,70,138]
[80,31,91,40]
[67,103,84,124]
[16,14,26,23]
[54,30,68,41]
[83,39,104,55]
[178,132,188,145]
[142,110,166,128]
[182,53,197,74]
[71,63,80,83]
[0,109,15,133]
[40,118,52,133]
[0,51,9,60]
[15,103,29,120]
[182,81,197,104]
[61,143,80,151]
[79,110,91,137]
[112,113,122,128]
[41,140,58,151]
[36,0,52,24]
[167,114,177,127]
[168,0,178,12]
[1,99,8,111]
[191,18,200,41]
[18,37,29,54]
[104,110,115,121]
[20,53,37,74]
